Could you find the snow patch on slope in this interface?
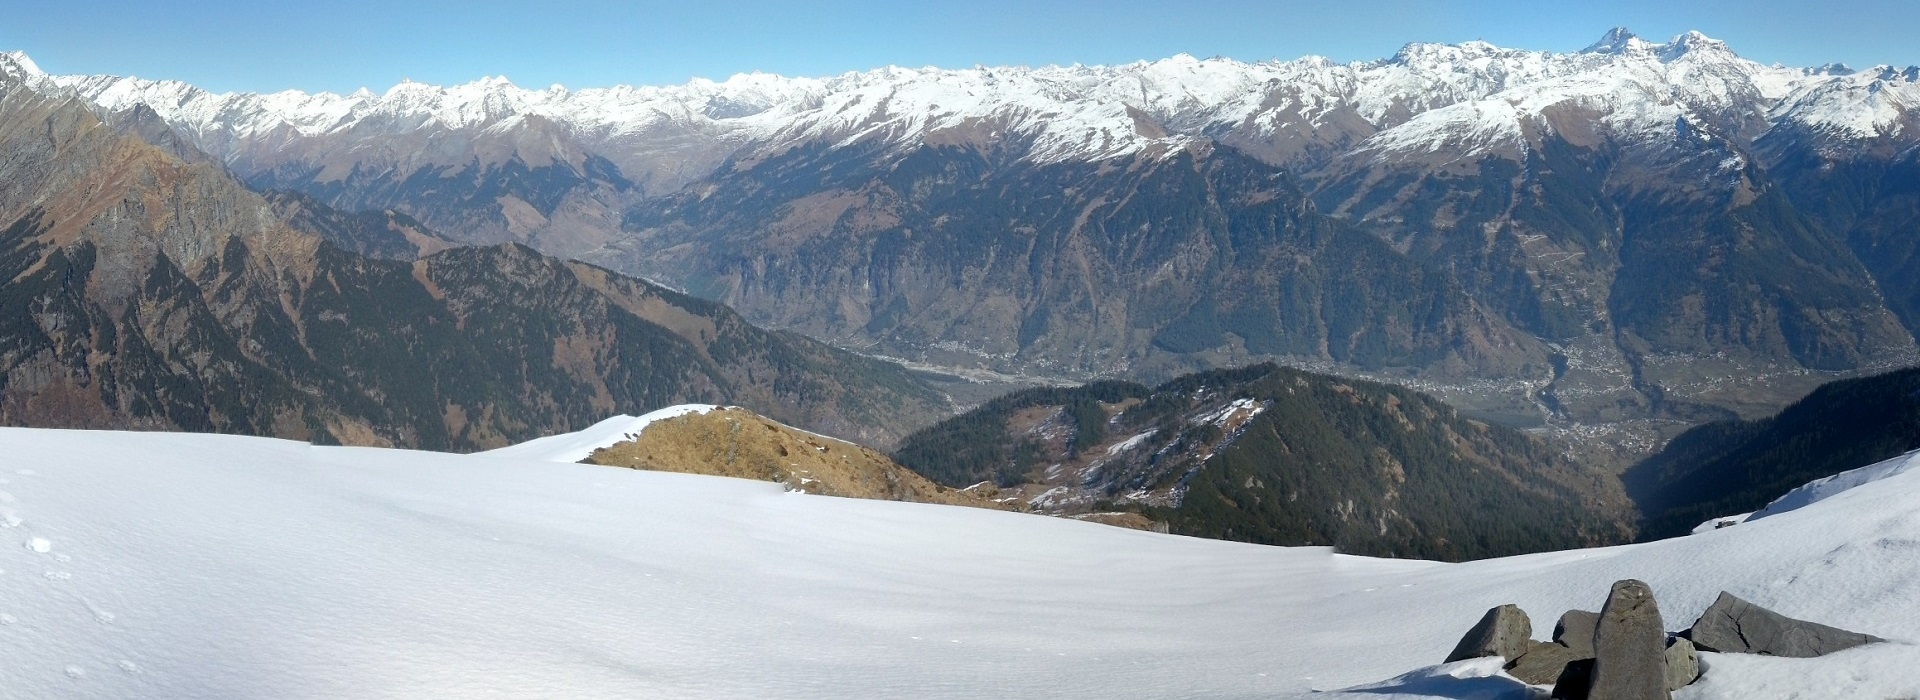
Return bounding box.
[475,404,718,463]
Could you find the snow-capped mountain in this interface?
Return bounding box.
[10,29,1912,186]
[0,71,949,450]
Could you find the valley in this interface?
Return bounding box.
[13,29,1917,455]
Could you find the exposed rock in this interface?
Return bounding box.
[1550,658,1593,700]
[1445,604,1533,663]
[1686,591,1884,657]
[1555,609,1601,657]
[1505,640,1587,685]
[1663,636,1699,691]
[1589,579,1669,699]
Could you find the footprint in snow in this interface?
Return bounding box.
[117,661,139,674]
[43,571,70,581]
[84,601,114,624]
[53,553,70,563]
[0,614,16,625]
[63,665,84,679]
[26,537,50,553]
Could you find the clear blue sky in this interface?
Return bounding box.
[4,0,1915,94]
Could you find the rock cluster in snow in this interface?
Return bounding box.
[1443,579,1882,697]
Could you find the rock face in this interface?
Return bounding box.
[1663,637,1699,692]
[1588,579,1670,700]
[1446,604,1533,663]
[1506,640,1586,685]
[1687,591,1885,657]
[1555,610,1601,657]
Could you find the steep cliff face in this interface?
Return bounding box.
[0,75,948,450]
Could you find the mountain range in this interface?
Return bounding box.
[11,28,1916,447]
[0,70,948,450]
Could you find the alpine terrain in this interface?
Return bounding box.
[0,67,949,450]
[12,29,1920,455]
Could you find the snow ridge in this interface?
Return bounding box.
[7,29,1915,183]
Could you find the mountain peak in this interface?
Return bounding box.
[0,50,42,76]
[1589,26,1666,55]
[1583,27,1640,54]
[1659,30,1732,60]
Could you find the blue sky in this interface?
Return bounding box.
[4,0,1916,94]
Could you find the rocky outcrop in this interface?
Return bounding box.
[1588,579,1670,699]
[1686,591,1884,657]
[1435,582,1880,697]
[1446,604,1534,663]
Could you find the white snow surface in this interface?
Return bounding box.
[1751,448,1920,521]
[1691,512,1752,535]
[0,426,1916,698]
[475,404,718,463]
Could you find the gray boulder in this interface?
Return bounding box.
[1589,579,1669,699]
[1663,636,1699,691]
[1446,603,1533,663]
[1687,591,1883,657]
[1506,640,1587,685]
[1555,610,1600,657]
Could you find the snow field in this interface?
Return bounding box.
[0,426,1912,698]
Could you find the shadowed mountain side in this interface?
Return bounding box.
[1625,366,1920,539]
[893,363,1633,561]
[0,72,948,451]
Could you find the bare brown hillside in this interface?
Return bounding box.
[584,407,1005,510]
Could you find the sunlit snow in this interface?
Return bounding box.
[0,425,1913,698]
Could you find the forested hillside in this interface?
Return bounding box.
[894,364,1632,560]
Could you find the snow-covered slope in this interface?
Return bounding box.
[0,426,1914,698]
[475,404,718,463]
[1750,448,1920,521]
